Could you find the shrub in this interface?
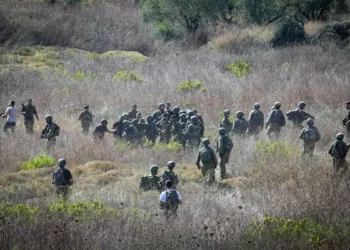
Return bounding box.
[48,200,117,219]
[20,153,54,170]
[152,141,183,152]
[113,70,144,82]
[255,141,300,158]
[154,22,175,39]
[13,46,36,57]
[225,61,252,77]
[174,79,202,93]
[272,18,306,47]
[248,215,350,248]
[0,203,38,222]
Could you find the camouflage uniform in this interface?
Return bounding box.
[140,166,161,191]
[329,134,349,175]
[233,112,249,137]
[220,110,233,135]
[41,116,59,152]
[122,121,138,143]
[156,119,172,144]
[170,118,182,143]
[299,119,321,157]
[217,128,232,179]
[196,139,218,184]
[247,104,264,136]
[21,103,38,134]
[182,116,202,148]
[93,124,108,141]
[138,116,157,144]
[128,109,138,121]
[78,109,93,135]
[266,103,286,138]
[343,110,350,138]
[113,114,128,139]
[160,170,178,189]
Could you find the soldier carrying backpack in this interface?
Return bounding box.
[196,138,218,185]
[140,165,161,191]
[217,127,233,179]
[160,161,179,189]
[266,102,286,139]
[159,180,182,218]
[41,115,60,152]
[52,158,73,201]
[299,118,321,157]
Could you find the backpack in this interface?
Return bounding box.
[54,123,60,136]
[53,168,67,186]
[303,128,318,142]
[286,110,296,121]
[140,175,149,190]
[222,135,233,151]
[165,190,179,210]
[200,147,213,163]
[250,110,262,125]
[271,110,286,127]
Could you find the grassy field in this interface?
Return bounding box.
[1,1,350,249]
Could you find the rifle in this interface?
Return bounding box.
[0,113,4,117]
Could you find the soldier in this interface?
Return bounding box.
[52,158,73,201]
[21,99,39,134]
[299,118,321,157]
[140,165,161,191]
[328,133,350,176]
[179,113,188,149]
[170,115,182,143]
[41,115,59,152]
[113,113,128,139]
[93,119,114,141]
[233,111,249,137]
[156,115,172,144]
[172,106,180,121]
[219,110,233,135]
[217,127,233,179]
[182,116,202,148]
[164,102,174,117]
[128,104,138,120]
[132,112,146,143]
[78,105,94,136]
[196,138,218,185]
[153,103,165,123]
[193,110,204,130]
[287,102,315,129]
[160,161,179,189]
[159,180,182,218]
[1,100,16,135]
[122,120,138,143]
[247,103,264,136]
[266,102,286,138]
[342,101,350,137]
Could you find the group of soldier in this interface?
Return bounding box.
[2,99,350,215]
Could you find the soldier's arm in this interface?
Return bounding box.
[218,138,224,154]
[305,112,314,120]
[196,152,201,169]
[212,149,218,167]
[45,124,56,138]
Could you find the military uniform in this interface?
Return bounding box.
[42,122,59,152]
[160,169,178,188]
[343,111,350,137]
[78,110,93,135]
[233,118,249,137]
[21,104,38,134]
[220,118,233,135]
[156,120,172,144]
[266,108,286,138]
[329,137,349,175]
[196,145,218,184]
[182,122,201,148]
[247,109,264,135]
[299,123,321,157]
[217,134,232,179]
[128,109,138,120]
[293,108,314,129]
[93,125,108,141]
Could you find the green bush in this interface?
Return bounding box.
[114,70,144,82]
[272,18,306,47]
[13,46,36,57]
[174,79,202,93]
[154,22,175,39]
[0,203,38,222]
[152,141,183,152]
[20,153,54,170]
[225,61,252,78]
[48,200,117,218]
[255,141,300,158]
[248,215,350,248]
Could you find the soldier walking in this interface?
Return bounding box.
[196,138,218,185]
[217,127,233,179]
[21,99,39,134]
[299,118,321,157]
[329,133,350,176]
[78,105,94,136]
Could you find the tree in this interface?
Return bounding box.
[141,0,231,34]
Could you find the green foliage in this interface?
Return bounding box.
[179,99,195,108]
[141,0,227,34]
[255,141,300,158]
[154,22,175,39]
[272,18,306,47]
[13,46,36,57]
[114,70,144,82]
[48,200,117,218]
[225,61,252,77]
[0,203,38,222]
[174,79,203,93]
[20,153,54,170]
[243,0,281,24]
[65,0,82,6]
[114,140,134,152]
[73,71,85,81]
[87,50,147,64]
[248,215,350,248]
[152,141,183,152]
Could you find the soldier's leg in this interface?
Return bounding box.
[82,126,89,136]
[208,167,215,184]
[340,158,348,176]
[219,153,228,179]
[333,158,340,173]
[47,138,56,153]
[28,120,34,134]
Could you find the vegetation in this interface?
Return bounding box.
[225,61,253,77]
[20,153,54,170]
